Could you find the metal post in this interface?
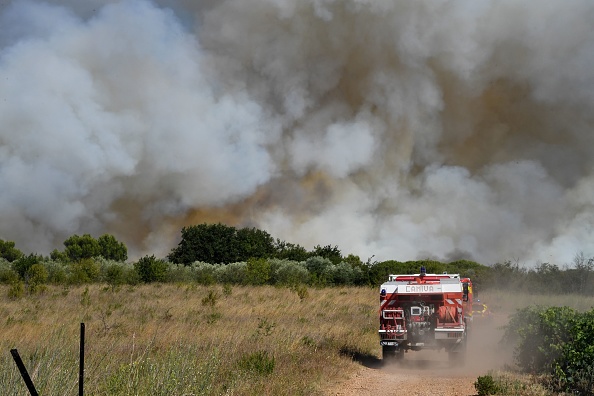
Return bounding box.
[10,349,39,396]
[79,323,85,396]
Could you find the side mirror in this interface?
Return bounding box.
[462,283,469,302]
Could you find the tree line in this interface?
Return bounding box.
[1,223,594,297]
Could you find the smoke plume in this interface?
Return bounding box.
[1,0,593,265]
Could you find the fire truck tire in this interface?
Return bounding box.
[448,337,467,363]
[382,345,404,361]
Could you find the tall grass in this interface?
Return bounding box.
[0,284,378,395]
[479,289,594,314]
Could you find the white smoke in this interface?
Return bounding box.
[1,0,593,266]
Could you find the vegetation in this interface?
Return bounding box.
[3,223,594,395]
[2,224,594,299]
[503,306,594,395]
[0,239,23,262]
[0,284,377,395]
[474,371,550,396]
[167,223,275,265]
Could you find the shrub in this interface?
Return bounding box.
[246,258,271,285]
[166,264,194,283]
[26,263,48,294]
[270,259,309,286]
[323,262,354,285]
[552,308,594,395]
[0,259,19,284]
[191,262,216,285]
[12,254,41,279]
[305,256,332,286]
[104,264,125,288]
[474,374,499,395]
[292,284,309,301]
[237,351,275,375]
[69,259,101,284]
[44,260,68,284]
[504,305,594,395]
[201,290,219,308]
[7,280,24,299]
[503,306,574,373]
[214,262,247,284]
[134,255,168,283]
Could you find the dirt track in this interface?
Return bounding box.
[326,316,511,396]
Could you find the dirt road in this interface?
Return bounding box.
[326,316,511,396]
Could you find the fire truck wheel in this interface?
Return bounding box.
[382,345,404,361]
[447,339,467,363]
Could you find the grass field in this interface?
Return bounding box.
[0,284,378,395]
[2,284,593,395]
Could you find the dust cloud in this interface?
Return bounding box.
[381,316,512,376]
[1,0,593,264]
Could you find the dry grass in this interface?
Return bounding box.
[0,284,378,395]
[478,289,594,314]
[3,284,590,395]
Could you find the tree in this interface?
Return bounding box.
[50,249,70,263]
[168,223,276,265]
[168,223,237,264]
[235,227,275,260]
[273,240,309,262]
[64,234,100,261]
[310,245,343,265]
[98,234,128,261]
[0,239,23,262]
[12,254,41,279]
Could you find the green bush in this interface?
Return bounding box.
[134,255,168,283]
[305,256,332,286]
[552,308,594,395]
[474,374,499,395]
[201,289,219,307]
[7,280,24,299]
[166,264,194,283]
[0,259,19,284]
[44,260,68,283]
[291,284,308,301]
[323,262,354,285]
[191,262,216,285]
[504,305,594,395]
[69,259,101,284]
[503,306,574,374]
[104,264,125,288]
[214,262,246,284]
[269,259,309,286]
[12,254,41,279]
[26,263,48,294]
[246,258,271,285]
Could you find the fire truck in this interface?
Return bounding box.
[378,267,473,361]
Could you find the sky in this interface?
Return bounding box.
[1,0,593,266]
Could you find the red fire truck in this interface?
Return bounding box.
[379,267,473,361]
